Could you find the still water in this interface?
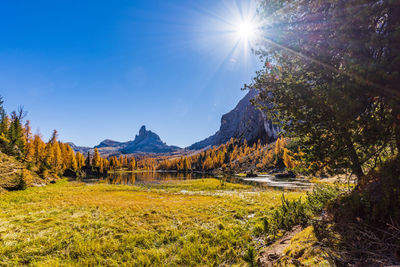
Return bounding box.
[79,171,312,190]
[86,171,215,185]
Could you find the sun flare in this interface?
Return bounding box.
[236,21,257,40]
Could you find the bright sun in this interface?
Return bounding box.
[236,21,257,40]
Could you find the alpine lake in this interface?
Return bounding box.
[78,171,313,190]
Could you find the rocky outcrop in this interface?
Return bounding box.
[122,126,180,154]
[188,90,279,150]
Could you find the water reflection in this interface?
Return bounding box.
[83,171,215,186]
[78,171,312,190]
[242,175,312,190]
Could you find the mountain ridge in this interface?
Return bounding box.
[70,125,181,156]
[70,90,279,155]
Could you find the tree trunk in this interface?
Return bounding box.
[344,135,365,184]
[393,111,400,154]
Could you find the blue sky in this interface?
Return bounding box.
[0,0,261,147]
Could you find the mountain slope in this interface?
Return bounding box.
[0,152,43,191]
[188,90,279,150]
[95,139,125,149]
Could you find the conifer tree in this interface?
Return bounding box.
[92,148,101,167]
[85,152,91,167]
[99,158,104,173]
[0,96,5,121]
[76,152,85,169]
[129,157,136,171]
[71,154,78,171]
[49,130,58,145]
[52,142,62,172]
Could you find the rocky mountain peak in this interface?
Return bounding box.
[188,89,279,150]
[139,125,147,136]
[121,126,180,154]
[133,125,162,144]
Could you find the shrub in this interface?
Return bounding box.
[262,184,342,239]
[243,246,256,267]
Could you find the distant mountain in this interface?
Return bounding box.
[70,90,278,155]
[188,90,279,150]
[67,143,91,154]
[95,139,125,149]
[69,126,181,156]
[122,126,180,154]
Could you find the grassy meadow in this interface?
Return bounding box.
[0,178,304,266]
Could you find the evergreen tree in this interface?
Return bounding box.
[92,148,101,167]
[76,152,85,169]
[252,0,400,180]
[0,96,5,121]
[8,108,26,158]
[85,152,91,167]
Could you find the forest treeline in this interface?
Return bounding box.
[0,99,85,178]
[1,96,296,180]
[157,137,298,173]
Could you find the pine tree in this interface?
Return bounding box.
[76,152,85,169]
[119,155,124,168]
[85,152,91,167]
[0,96,5,121]
[123,155,128,167]
[32,134,45,165]
[71,154,78,171]
[99,158,104,173]
[283,149,294,170]
[52,142,62,173]
[92,148,101,167]
[8,110,26,157]
[129,158,136,171]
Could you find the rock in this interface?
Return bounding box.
[275,171,296,178]
[188,89,280,150]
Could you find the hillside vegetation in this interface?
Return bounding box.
[0,152,42,191]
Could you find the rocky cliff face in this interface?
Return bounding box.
[122,126,180,154]
[188,90,279,150]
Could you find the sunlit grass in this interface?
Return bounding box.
[279,226,331,266]
[0,179,304,266]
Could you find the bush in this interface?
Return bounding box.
[262,184,342,239]
[331,156,400,226]
[14,171,27,190]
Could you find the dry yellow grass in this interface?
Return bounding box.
[0,179,304,266]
